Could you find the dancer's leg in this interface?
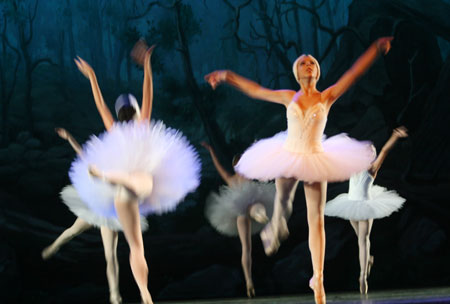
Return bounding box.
[114,186,152,304]
[356,219,374,294]
[260,177,299,255]
[42,217,92,259]
[350,220,359,235]
[237,215,254,298]
[100,227,121,304]
[89,165,153,198]
[304,181,327,304]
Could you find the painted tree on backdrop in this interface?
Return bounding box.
[145,0,235,173]
[222,0,366,88]
[0,0,53,133]
[0,3,21,146]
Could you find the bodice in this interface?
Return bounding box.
[283,102,328,153]
[348,170,374,200]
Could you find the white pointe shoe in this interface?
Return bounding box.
[109,292,122,304]
[359,276,368,294]
[309,275,326,304]
[140,291,153,304]
[246,281,255,298]
[260,223,280,256]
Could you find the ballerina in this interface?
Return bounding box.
[70,43,200,303]
[205,37,392,303]
[325,126,408,294]
[42,128,149,304]
[202,142,275,298]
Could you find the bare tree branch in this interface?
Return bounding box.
[127,1,159,21]
[25,0,39,46]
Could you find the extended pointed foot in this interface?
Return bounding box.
[359,275,368,295]
[367,255,374,277]
[140,290,153,304]
[109,292,122,304]
[246,282,255,298]
[260,223,280,256]
[309,275,326,304]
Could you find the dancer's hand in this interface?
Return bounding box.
[55,128,69,140]
[393,126,408,138]
[74,56,94,79]
[204,70,227,89]
[131,39,155,67]
[88,165,103,180]
[375,37,393,55]
[200,141,211,150]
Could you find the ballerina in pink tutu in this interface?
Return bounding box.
[205,37,392,304]
[325,126,408,294]
[71,42,200,304]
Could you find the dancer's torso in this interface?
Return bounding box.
[284,101,328,153]
[348,170,374,200]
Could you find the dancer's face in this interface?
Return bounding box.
[297,55,319,80]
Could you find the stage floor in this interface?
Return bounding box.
[157,287,450,304]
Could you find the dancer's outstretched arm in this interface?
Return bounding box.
[74,57,114,131]
[55,128,82,156]
[205,70,294,107]
[369,126,408,177]
[323,37,392,107]
[131,40,156,122]
[201,141,235,186]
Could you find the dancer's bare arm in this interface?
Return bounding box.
[205,70,295,107]
[55,128,82,156]
[323,37,393,107]
[201,141,235,186]
[369,126,408,177]
[74,57,114,131]
[131,40,156,122]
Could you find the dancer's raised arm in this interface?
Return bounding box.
[55,128,82,156]
[323,37,392,107]
[201,141,236,186]
[369,126,408,177]
[74,57,114,130]
[205,70,295,107]
[131,40,155,122]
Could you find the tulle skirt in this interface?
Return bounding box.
[205,181,275,236]
[69,120,201,218]
[61,185,148,231]
[235,132,374,182]
[324,185,405,220]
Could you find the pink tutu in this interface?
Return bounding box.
[235,132,375,182]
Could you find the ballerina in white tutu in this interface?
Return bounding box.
[202,142,275,298]
[71,42,200,304]
[42,128,148,304]
[205,37,392,303]
[325,126,408,294]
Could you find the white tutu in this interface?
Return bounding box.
[235,132,374,182]
[69,120,201,218]
[325,185,405,220]
[205,181,275,236]
[61,185,148,231]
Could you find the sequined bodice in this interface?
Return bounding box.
[348,170,373,200]
[283,102,328,153]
